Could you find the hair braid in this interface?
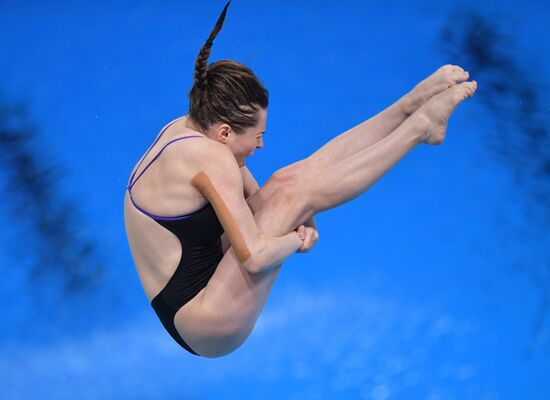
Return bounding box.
[187,2,269,134]
[194,1,231,91]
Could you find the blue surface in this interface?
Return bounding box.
[1,0,549,399]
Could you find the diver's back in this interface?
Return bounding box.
[123,116,215,301]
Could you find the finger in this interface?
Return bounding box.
[297,237,308,252]
[305,230,318,250]
[302,231,315,251]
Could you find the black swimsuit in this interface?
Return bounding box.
[127,120,224,356]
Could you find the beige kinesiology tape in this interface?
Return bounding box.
[191,172,252,263]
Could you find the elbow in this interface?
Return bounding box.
[242,257,259,274]
[241,253,261,274]
[241,235,266,274]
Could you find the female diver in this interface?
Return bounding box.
[124,2,477,358]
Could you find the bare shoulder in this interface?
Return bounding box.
[188,139,241,179]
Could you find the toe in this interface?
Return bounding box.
[455,82,473,100]
[453,70,469,83]
[466,82,477,96]
[450,65,464,72]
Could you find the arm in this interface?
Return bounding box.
[241,164,260,199]
[219,165,260,253]
[192,143,302,274]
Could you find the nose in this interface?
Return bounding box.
[256,137,263,149]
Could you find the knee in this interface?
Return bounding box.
[267,168,294,188]
[262,172,314,222]
[264,178,299,208]
[270,159,311,185]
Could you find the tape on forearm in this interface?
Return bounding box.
[191,171,252,263]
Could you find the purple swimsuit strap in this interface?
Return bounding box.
[127,121,206,220]
[128,118,180,188]
[127,135,204,191]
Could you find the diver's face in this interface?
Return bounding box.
[227,108,266,167]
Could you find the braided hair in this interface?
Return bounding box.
[188,1,269,134]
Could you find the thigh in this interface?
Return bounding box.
[174,171,311,356]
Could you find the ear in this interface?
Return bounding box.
[215,123,232,144]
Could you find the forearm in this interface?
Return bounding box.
[252,231,302,273]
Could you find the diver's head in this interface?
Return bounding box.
[187,1,268,166]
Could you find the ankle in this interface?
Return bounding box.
[399,93,416,116]
[411,112,434,145]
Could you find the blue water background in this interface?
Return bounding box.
[0,0,549,398]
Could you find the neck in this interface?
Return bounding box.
[184,116,206,135]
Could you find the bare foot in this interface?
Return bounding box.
[415,80,478,145]
[403,65,470,115]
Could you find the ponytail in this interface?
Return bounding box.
[187,1,269,134]
[194,1,231,91]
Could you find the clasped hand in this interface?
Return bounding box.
[295,217,319,253]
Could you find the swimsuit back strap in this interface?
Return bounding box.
[127,190,203,221]
[127,135,205,190]
[128,119,181,188]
